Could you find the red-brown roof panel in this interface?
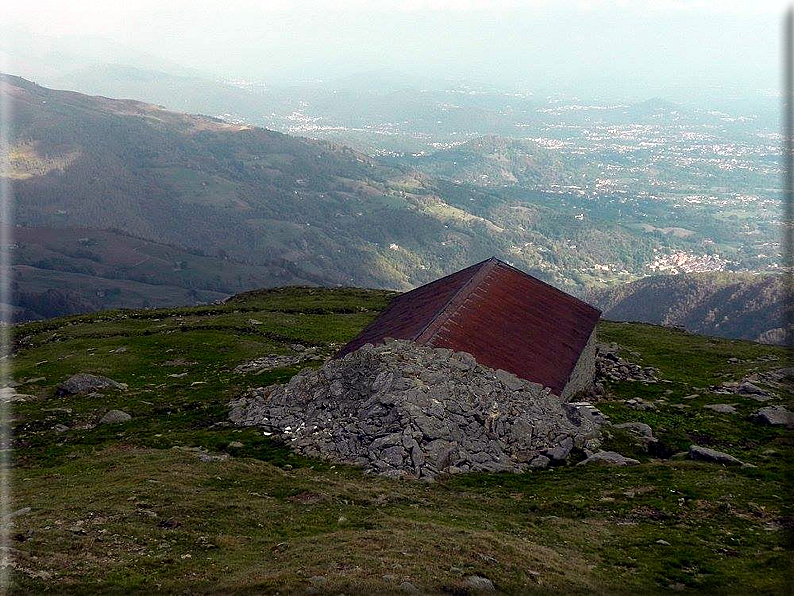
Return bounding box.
[336,260,487,357]
[336,258,601,395]
[424,262,600,395]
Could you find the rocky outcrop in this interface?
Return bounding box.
[595,343,660,385]
[230,340,605,480]
[234,345,324,374]
[577,451,640,466]
[711,368,792,402]
[703,403,737,414]
[688,445,747,466]
[745,367,793,389]
[712,381,774,401]
[98,409,132,424]
[56,373,127,396]
[752,406,794,429]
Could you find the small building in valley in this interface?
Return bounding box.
[338,257,601,399]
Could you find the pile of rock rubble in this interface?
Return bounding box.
[230,340,605,480]
[594,343,660,386]
[234,345,324,374]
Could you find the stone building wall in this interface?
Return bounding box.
[561,329,597,400]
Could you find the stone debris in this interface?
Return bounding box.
[98,410,132,424]
[744,367,793,390]
[569,401,609,425]
[712,378,779,401]
[623,398,656,411]
[688,445,746,466]
[0,388,33,403]
[577,451,640,466]
[595,343,660,385]
[56,373,127,396]
[230,340,604,480]
[234,347,323,374]
[752,406,794,429]
[703,404,738,415]
[463,575,496,591]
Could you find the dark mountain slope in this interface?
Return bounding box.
[588,273,789,344]
[10,227,314,320]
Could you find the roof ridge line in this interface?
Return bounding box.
[413,257,498,345]
[492,258,602,316]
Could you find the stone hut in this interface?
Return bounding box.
[338,257,601,399]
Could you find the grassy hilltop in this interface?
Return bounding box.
[9,287,794,594]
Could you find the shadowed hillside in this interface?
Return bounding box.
[9,227,316,320]
[588,273,789,344]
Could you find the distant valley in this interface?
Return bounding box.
[2,73,785,342]
[3,75,678,297]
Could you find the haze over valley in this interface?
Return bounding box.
[0,2,787,342]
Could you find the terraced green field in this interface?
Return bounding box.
[8,287,794,594]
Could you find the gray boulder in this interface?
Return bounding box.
[688,445,745,466]
[399,581,420,593]
[529,455,551,469]
[57,374,127,396]
[464,575,496,592]
[577,451,640,466]
[98,409,132,424]
[198,453,229,463]
[737,382,768,396]
[613,422,654,438]
[545,437,573,462]
[703,404,737,415]
[752,406,794,429]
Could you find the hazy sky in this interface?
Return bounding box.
[2,0,789,102]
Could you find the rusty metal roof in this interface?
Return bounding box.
[337,258,601,395]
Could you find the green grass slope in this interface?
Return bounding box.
[9,288,793,594]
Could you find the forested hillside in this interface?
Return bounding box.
[405,135,580,188]
[9,227,315,320]
[588,273,789,344]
